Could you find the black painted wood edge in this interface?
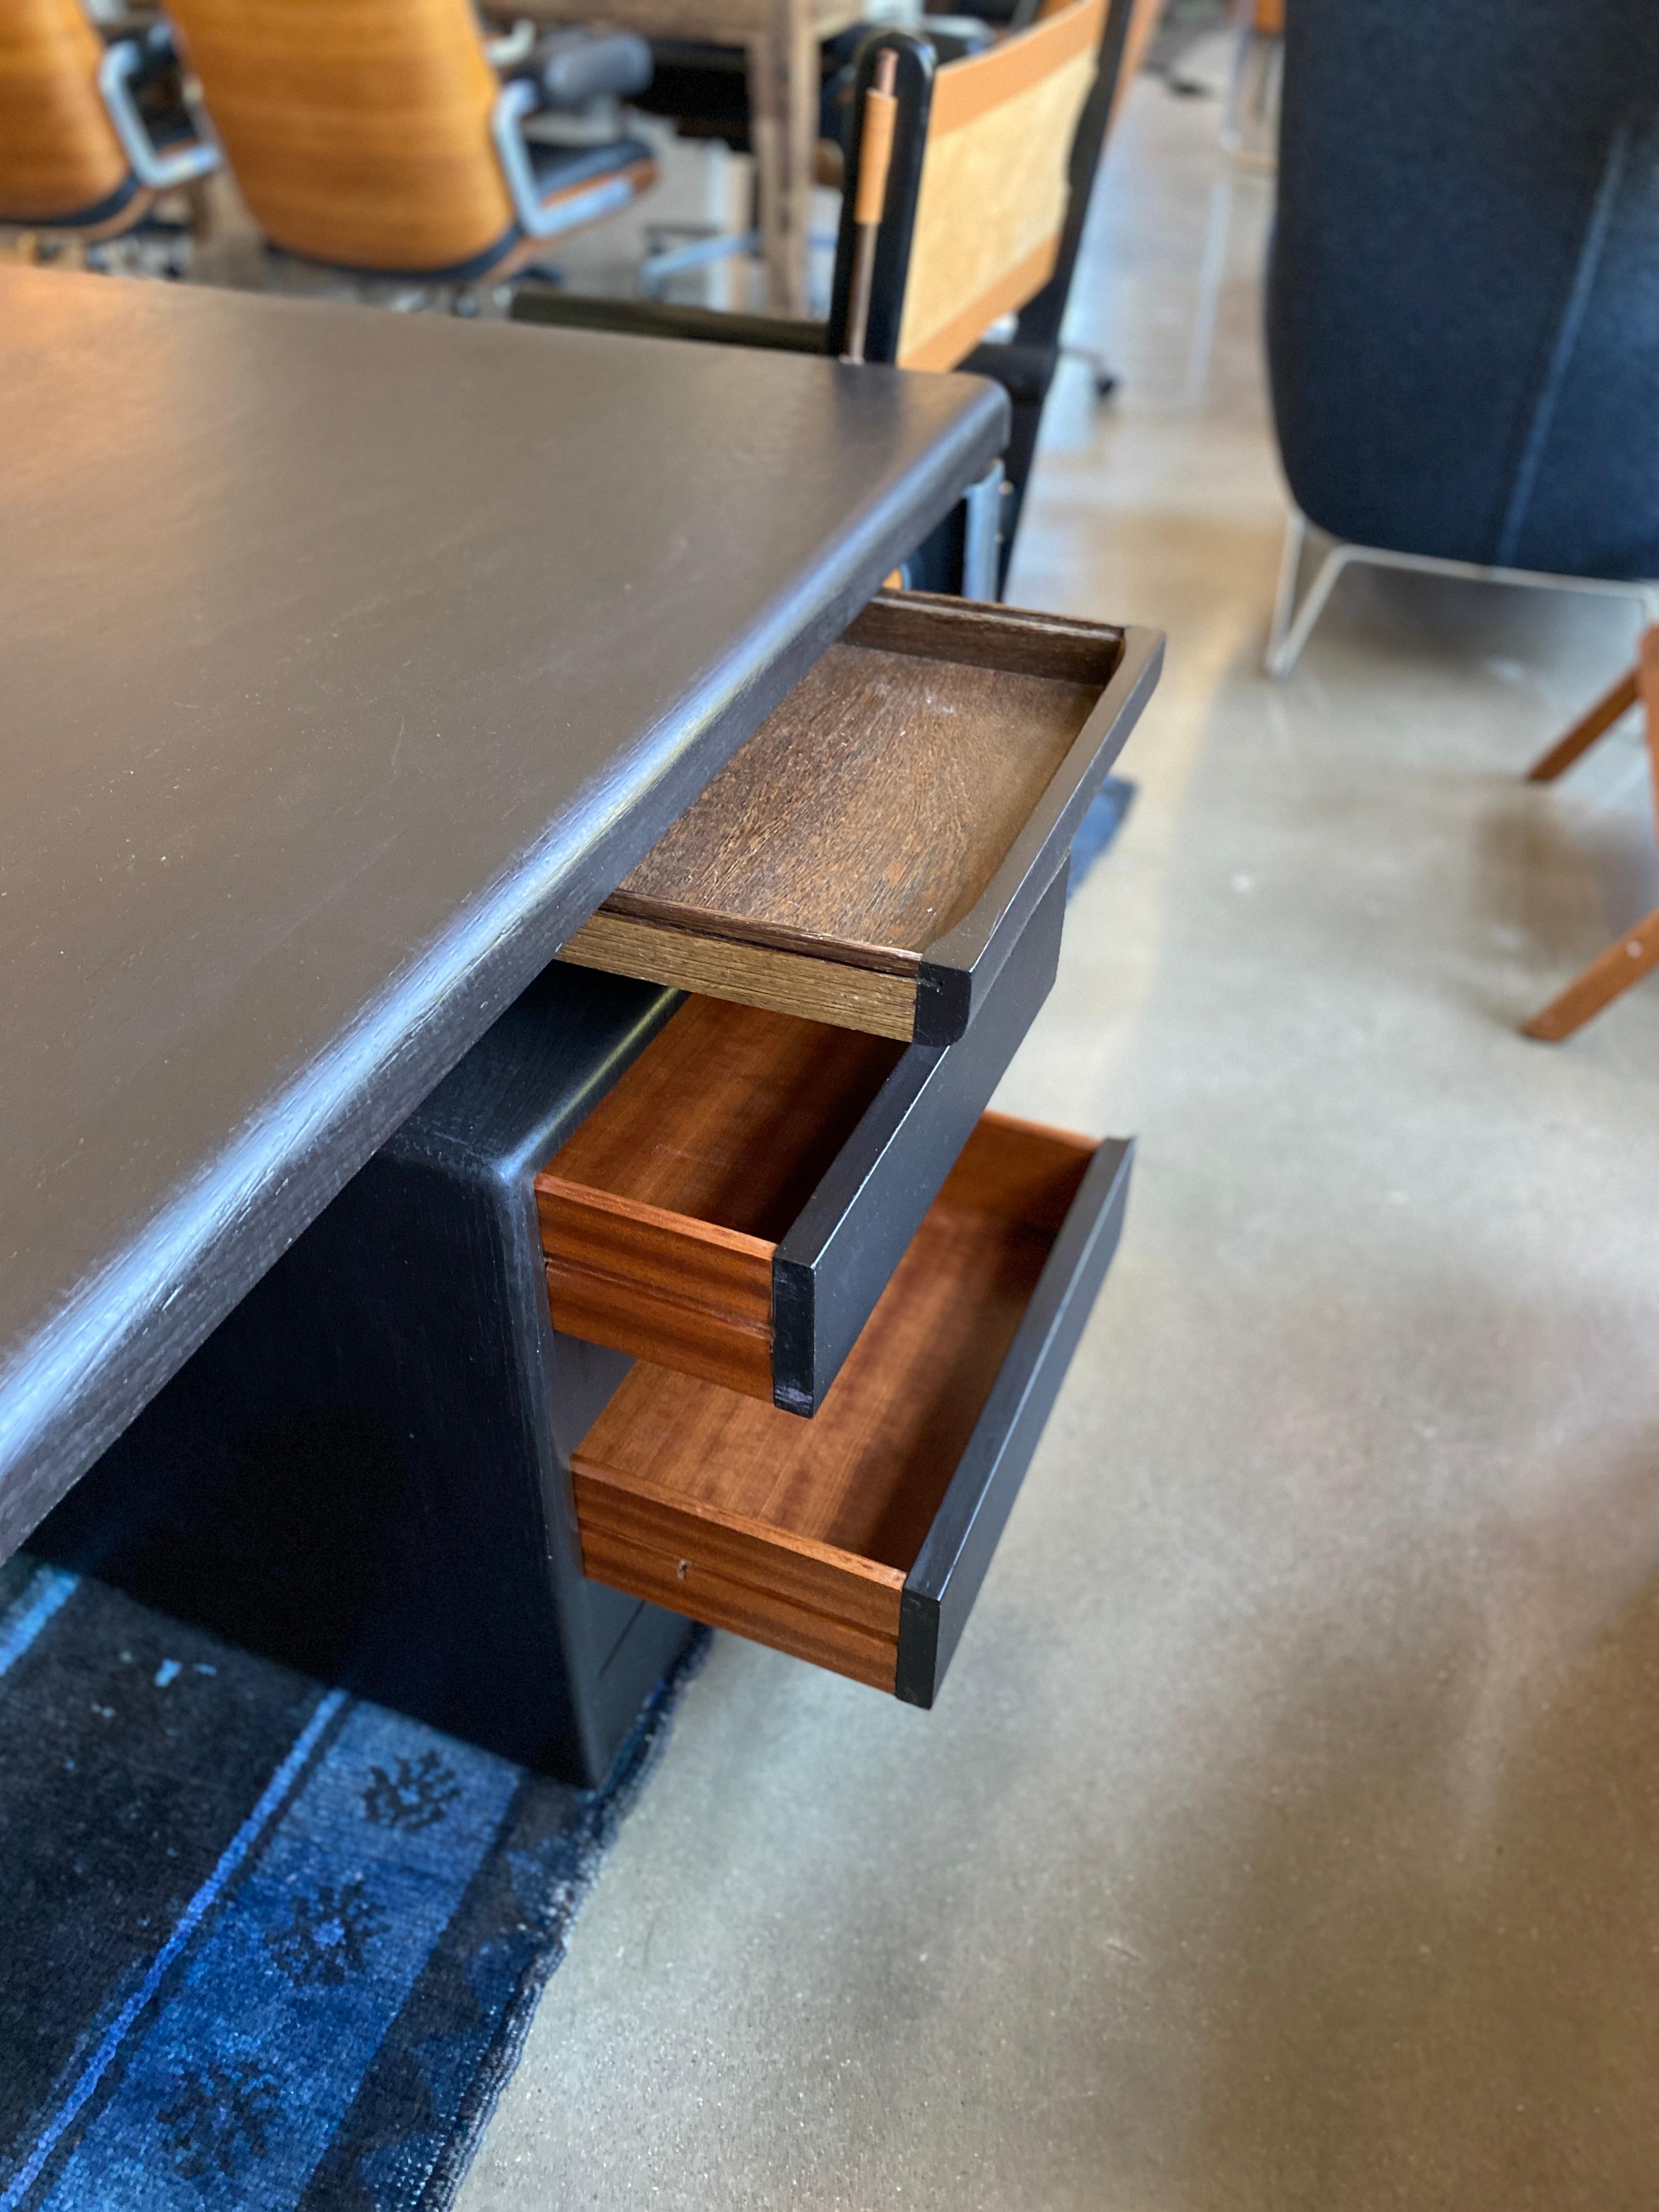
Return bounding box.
[0,369,1009,1565]
[913,625,1163,1046]
[770,871,1066,1414]
[383,962,684,1186]
[895,1135,1136,1707]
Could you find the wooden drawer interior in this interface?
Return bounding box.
[571,1112,1107,1696]
[538,994,906,1401]
[558,591,1149,1044]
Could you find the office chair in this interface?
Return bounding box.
[0,0,216,251]
[163,0,657,285]
[626,18,995,296]
[1220,0,1281,166]
[512,0,1142,594]
[1265,0,1659,678]
[1264,0,1659,1041]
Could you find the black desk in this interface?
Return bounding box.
[0,267,1005,1557]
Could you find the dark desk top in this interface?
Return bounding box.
[0,267,1005,1553]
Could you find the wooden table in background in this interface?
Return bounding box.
[506,0,861,313]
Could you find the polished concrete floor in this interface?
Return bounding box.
[460,49,1659,2212]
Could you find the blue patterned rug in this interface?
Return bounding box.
[0,1552,706,2211]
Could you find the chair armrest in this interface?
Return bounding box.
[98,39,217,189]
[520,28,654,109]
[510,286,830,354]
[956,337,1056,405]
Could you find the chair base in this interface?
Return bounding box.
[640,222,757,295]
[1220,21,1282,170]
[1264,508,1659,679]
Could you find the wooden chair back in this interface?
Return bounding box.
[0,0,129,224]
[862,0,1110,371]
[165,0,516,275]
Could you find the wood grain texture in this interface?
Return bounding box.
[558,909,920,1038]
[901,238,1060,380]
[540,995,906,1235]
[930,1106,1096,1232]
[576,1465,904,1686]
[166,0,515,274]
[929,0,1104,134]
[845,590,1125,680]
[538,994,904,1392]
[612,641,1099,950]
[563,595,1114,1032]
[572,1113,1097,1686]
[898,0,1106,371]
[0,0,130,224]
[543,1184,775,1397]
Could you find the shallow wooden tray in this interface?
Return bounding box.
[559,590,1162,1044]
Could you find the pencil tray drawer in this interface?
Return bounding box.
[539,868,1066,1417]
[572,1113,1134,1706]
[559,590,1163,1046]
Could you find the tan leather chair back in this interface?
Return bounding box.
[166,0,515,274]
[0,0,129,223]
[895,0,1107,371]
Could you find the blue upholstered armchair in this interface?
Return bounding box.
[1263,0,1659,677]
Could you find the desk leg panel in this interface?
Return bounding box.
[34,974,695,1787]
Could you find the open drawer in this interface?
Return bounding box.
[571,1114,1134,1706]
[539,870,1064,1415]
[558,590,1163,1046]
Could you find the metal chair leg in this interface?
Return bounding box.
[1265,510,1355,678]
[961,462,1006,602]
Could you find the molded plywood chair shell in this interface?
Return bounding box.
[894,0,1105,370]
[167,0,517,276]
[0,0,129,225]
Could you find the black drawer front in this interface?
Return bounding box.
[772,867,1066,1413]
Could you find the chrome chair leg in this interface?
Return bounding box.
[1265,509,1354,678]
[961,462,1006,602]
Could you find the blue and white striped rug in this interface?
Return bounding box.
[0,1553,705,2211]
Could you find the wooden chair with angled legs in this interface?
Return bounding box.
[163,0,657,284]
[0,0,216,245]
[1523,628,1659,1042]
[512,0,1152,593]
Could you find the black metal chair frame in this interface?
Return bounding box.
[511,0,1137,596]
